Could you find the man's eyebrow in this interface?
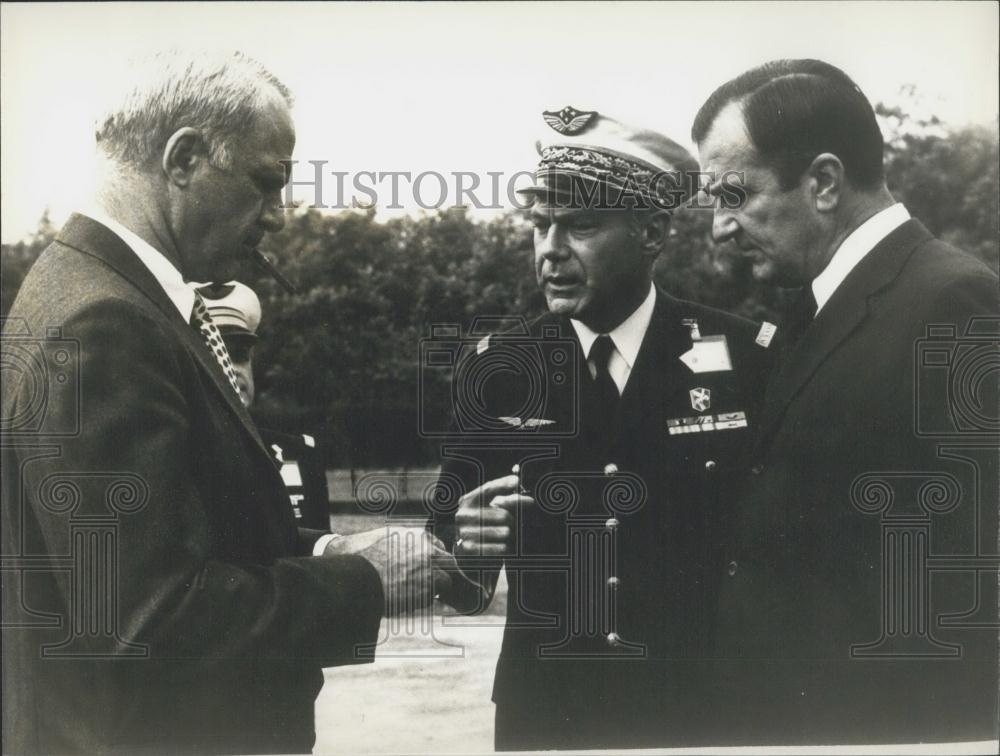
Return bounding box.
[531,207,586,221]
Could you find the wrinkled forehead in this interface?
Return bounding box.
[236,98,296,166]
[529,200,626,222]
[697,102,757,171]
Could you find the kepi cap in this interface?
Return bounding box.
[194,281,261,342]
[520,107,699,210]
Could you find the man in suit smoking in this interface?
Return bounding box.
[693,58,999,744]
[1,50,457,754]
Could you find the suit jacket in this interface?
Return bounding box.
[1,215,383,754]
[707,219,1000,744]
[433,288,775,749]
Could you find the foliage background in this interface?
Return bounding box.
[3,106,996,467]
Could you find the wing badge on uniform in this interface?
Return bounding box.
[689,387,711,412]
[543,106,597,135]
[499,416,556,429]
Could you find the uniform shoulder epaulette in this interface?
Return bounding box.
[755,321,777,348]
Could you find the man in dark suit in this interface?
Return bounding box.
[431,110,775,749]
[1,50,455,754]
[693,59,999,744]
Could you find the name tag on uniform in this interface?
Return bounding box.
[280,461,303,487]
[679,335,733,373]
[667,411,748,434]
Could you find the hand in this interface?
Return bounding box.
[324,526,458,617]
[454,474,533,558]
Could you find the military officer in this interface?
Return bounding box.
[432,109,777,750]
[199,281,332,531]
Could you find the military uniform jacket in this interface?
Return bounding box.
[433,288,774,749]
[261,428,332,532]
[1,215,383,754]
[707,219,999,744]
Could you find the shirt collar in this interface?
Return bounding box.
[570,281,657,366]
[82,208,196,322]
[812,203,910,314]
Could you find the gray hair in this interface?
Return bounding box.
[95,49,293,170]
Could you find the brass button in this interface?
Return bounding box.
[606,632,621,646]
[603,463,619,475]
[604,517,620,531]
[727,560,738,576]
[607,576,620,588]
[704,459,717,472]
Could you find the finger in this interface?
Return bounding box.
[455,507,511,526]
[451,539,509,557]
[468,542,509,556]
[488,494,534,511]
[460,475,520,509]
[457,525,510,543]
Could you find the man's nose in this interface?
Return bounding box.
[536,225,570,260]
[711,207,739,243]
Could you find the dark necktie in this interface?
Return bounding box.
[190,292,242,399]
[589,334,620,434]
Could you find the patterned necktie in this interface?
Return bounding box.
[589,334,621,437]
[190,292,242,399]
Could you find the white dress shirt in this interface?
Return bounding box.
[812,203,910,315]
[83,208,196,322]
[570,281,657,396]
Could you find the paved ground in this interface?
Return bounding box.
[314,583,507,754]
[314,514,506,754]
[312,516,1000,755]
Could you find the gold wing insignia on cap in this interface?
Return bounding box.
[543,106,597,135]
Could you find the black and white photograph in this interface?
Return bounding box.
[2,2,998,754]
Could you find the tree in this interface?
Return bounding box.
[1,211,56,318]
[3,100,996,466]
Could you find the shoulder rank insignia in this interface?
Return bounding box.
[543,106,597,135]
[499,416,556,429]
[755,321,777,348]
[689,387,711,412]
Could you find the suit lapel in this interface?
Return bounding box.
[755,219,934,449]
[57,214,273,461]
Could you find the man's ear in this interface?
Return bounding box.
[639,209,671,258]
[808,152,844,213]
[162,127,208,187]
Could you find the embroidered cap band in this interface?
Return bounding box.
[520,107,699,210]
